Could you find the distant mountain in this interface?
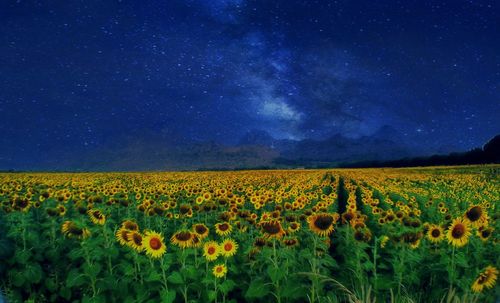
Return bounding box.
[340,135,500,168]
[20,127,497,171]
[239,126,415,167]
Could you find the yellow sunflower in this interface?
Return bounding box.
[61,221,90,239]
[446,217,471,247]
[143,231,166,258]
[259,219,285,239]
[477,226,494,242]
[212,264,227,278]
[192,223,209,239]
[115,227,130,246]
[214,222,232,236]
[427,224,445,243]
[87,209,106,225]
[471,266,498,293]
[283,237,299,248]
[203,241,220,261]
[463,204,488,228]
[220,238,238,257]
[170,230,193,249]
[121,220,139,231]
[307,213,339,237]
[126,231,144,252]
[287,222,301,234]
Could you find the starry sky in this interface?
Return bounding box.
[1,0,499,169]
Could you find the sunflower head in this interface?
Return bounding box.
[446,217,471,248]
[220,238,238,257]
[212,264,228,278]
[121,220,139,231]
[192,223,209,239]
[307,213,339,237]
[203,241,220,261]
[170,230,194,249]
[61,221,90,240]
[283,237,299,248]
[427,224,444,243]
[215,222,232,236]
[259,219,285,239]
[88,209,106,225]
[477,226,494,242]
[143,231,166,258]
[116,227,130,246]
[126,231,145,252]
[464,205,487,227]
[471,265,498,293]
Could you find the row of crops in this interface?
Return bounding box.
[0,166,498,302]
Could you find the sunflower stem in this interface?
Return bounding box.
[81,240,98,298]
[272,239,281,303]
[373,237,378,293]
[449,245,456,289]
[160,257,169,291]
[214,277,218,303]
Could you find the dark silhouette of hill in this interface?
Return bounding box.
[338,135,500,168]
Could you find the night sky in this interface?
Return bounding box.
[1,1,499,169]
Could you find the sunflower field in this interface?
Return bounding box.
[0,165,498,303]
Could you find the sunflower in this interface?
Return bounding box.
[379,235,389,248]
[283,237,299,248]
[192,223,209,239]
[220,238,238,257]
[287,222,301,233]
[259,219,285,239]
[308,213,339,237]
[126,231,144,252]
[87,209,106,225]
[427,224,445,243]
[121,220,139,231]
[58,205,67,216]
[212,264,227,278]
[116,227,130,246]
[12,198,30,212]
[464,205,487,227]
[471,266,498,293]
[170,230,193,249]
[143,231,166,258]
[446,217,471,247]
[214,222,232,236]
[203,241,220,261]
[477,226,494,242]
[61,221,90,240]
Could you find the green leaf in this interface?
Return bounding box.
[83,262,102,279]
[59,287,72,300]
[167,272,184,284]
[281,281,306,299]
[24,263,43,284]
[219,279,236,295]
[145,271,162,282]
[184,265,198,280]
[45,277,58,292]
[208,290,217,302]
[245,279,270,299]
[68,248,85,261]
[66,269,86,288]
[11,271,25,287]
[267,267,285,283]
[14,249,31,264]
[160,290,176,303]
[120,263,135,277]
